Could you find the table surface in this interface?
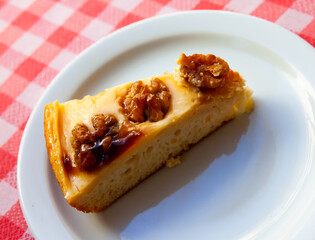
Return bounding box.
[0,0,314,239]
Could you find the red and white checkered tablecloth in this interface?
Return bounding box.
[0,0,314,239]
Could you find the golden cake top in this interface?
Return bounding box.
[58,53,248,173]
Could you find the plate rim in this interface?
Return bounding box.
[17,10,315,240]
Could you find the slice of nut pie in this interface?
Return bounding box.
[44,53,254,212]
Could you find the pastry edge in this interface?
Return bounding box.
[44,101,70,196]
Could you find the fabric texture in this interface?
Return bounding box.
[0,0,314,239]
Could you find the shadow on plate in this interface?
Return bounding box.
[95,114,251,234]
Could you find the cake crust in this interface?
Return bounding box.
[44,101,70,195]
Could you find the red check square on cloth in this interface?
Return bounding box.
[0,0,314,239]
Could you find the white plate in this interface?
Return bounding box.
[18,11,315,240]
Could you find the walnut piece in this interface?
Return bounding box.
[118,78,171,123]
[101,136,112,152]
[91,114,107,137]
[70,114,140,171]
[72,124,90,143]
[178,53,230,89]
[104,114,117,127]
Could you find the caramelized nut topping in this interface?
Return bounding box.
[91,114,107,137]
[79,150,97,170]
[104,114,117,127]
[72,124,90,143]
[178,53,230,89]
[70,114,141,171]
[118,78,171,123]
[146,93,164,122]
[102,136,112,152]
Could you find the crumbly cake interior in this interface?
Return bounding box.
[44,53,254,212]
